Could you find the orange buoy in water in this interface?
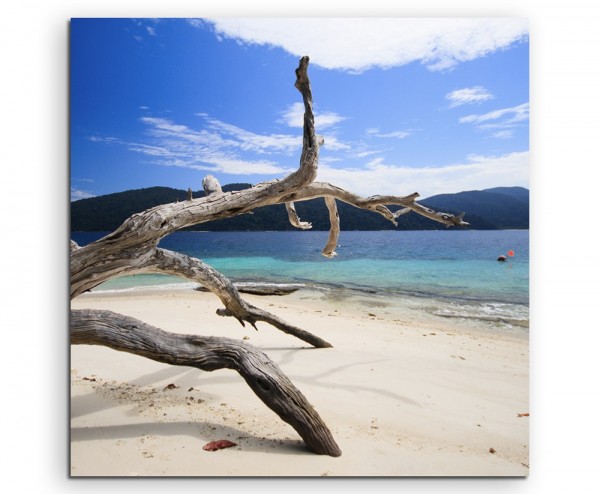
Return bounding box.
[507,250,515,257]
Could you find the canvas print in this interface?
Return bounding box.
[70,18,529,476]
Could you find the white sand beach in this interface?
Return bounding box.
[70,287,528,477]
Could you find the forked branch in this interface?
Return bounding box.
[280,182,468,255]
[145,248,333,348]
[71,309,341,457]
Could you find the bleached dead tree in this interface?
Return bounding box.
[71,57,467,457]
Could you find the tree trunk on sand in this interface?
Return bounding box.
[71,309,341,457]
[70,56,468,457]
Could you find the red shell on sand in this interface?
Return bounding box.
[203,440,237,452]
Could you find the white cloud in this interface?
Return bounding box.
[355,150,381,159]
[159,157,292,176]
[138,115,301,155]
[446,86,494,107]
[200,115,301,154]
[280,102,346,129]
[88,135,120,144]
[88,112,307,177]
[187,18,205,29]
[460,103,529,126]
[492,130,515,139]
[108,114,302,176]
[126,142,184,158]
[278,103,353,152]
[316,151,529,198]
[318,156,343,165]
[460,103,529,139]
[198,18,528,72]
[321,135,351,151]
[71,187,95,201]
[367,129,411,139]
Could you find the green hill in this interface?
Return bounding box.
[71,184,529,231]
[422,187,529,229]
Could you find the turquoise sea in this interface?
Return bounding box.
[71,230,529,329]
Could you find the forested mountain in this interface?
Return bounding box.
[422,187,529,229]
[71,184,529,231]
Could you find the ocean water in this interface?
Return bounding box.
[71,230,529,329]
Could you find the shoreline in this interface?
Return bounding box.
[89,280,529,332]
[71,287,529,476]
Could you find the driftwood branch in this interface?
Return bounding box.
[71,309,341,457]
[279,183,467,255]
[195,283,300,296]
[285,202,312,230]
[202,174,223,196]
[145,248,333,348]
[281,182,468,228]
[71,56,468,458]
[322,197,340,258]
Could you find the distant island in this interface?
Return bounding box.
[71,184,529,232]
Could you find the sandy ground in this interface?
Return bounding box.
[70,288,529,477]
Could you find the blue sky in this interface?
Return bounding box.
[70,18,529,201]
